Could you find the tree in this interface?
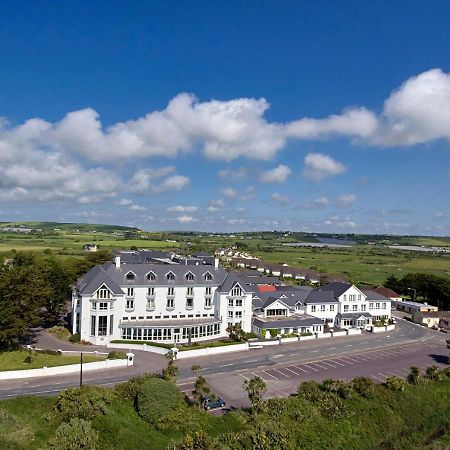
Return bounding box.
[384,376,405,391]
[407,366,421,385]
[162,350,178,382]
[244,376,267,413]
[192,375,210,410]
[226,323,246,342]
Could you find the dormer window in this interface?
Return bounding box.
[96,286,111,299]
[167,272,175,281]
[147,272,156,281]
[204,272,212,281]
[231,284,243,297]
[185,272,195,281]
[125,272,136,281]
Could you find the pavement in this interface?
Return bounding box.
[0,314,448,406]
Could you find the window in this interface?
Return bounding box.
[352,304,358,311]
[99,302,108,311]
[166,272,175,281]
[376,302,380,309]
[98,316,107,336]
[349,294,356,301]
[369,302,374,310]
[205,287,212,296]
[358,294,362,301]
[90,316,96,336]
[228,311,233,319]
[97,287,110,299]
[186,298,193,309]
[147,287,155,297]
[187,287,194,297]
[147,272,156,281]
[267,309,287,317]
[321,305,326,312]
[228,299,233,307]
[167,287,174,296]
[204,272,212,281]
[185,272,194,281]
[235,299,243,307]
[311,305,316,312]
[330,305,335,312]
[146,298,155,310]
[126,272,135,281]
[126,299,134,310]
[361,304,366,311]
[91,302,97,311]
[235,311,242,318]
[127,287,134,297]
[167,298,174,309]
[344,305,349,312]
[231,285,242,296]
[382,302,386,309]
[343,294,346,301]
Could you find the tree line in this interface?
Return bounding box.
[0,251,111,350]
[385,272,450,310]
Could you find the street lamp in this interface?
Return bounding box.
[407,287,417,302]
[80,352,84,387]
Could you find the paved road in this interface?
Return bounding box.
[0,316,447,401]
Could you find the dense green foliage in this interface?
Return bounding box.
[0,373,449,449]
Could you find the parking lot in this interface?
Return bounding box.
[177,339,448,410]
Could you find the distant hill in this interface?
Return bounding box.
[0,221,140,233]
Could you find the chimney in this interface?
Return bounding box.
[214,258,219,268]
[115,255,121,269]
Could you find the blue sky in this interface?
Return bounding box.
[0,1,449,235]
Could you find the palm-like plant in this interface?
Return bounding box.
[243,376,267,413]
[192,375,210,410]
[407,366,421,385]
[425,365,442,382]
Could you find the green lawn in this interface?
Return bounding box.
[0,350,104,371]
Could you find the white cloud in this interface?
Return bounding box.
[128,167,189,193]
[302,153,346,181]
[167,205,198,213]
[227,218,246,225]
[220,187,237,197]
[270,192,290,204]
[240,186,257,201]
[175,215,196,223]
[208,199,225,208]
[206,206,219,213]
[259,164,292,184]
[336,194,356,208]
[218,167,247,180]
[129,204,146,212]
[115,199,133,206]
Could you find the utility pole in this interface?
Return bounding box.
[80,352,83,387]
[407,287,417,302]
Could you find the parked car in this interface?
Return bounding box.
[203,395,226,410]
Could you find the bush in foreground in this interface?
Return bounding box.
[48,418,99,450]
[114,372,160,401]
[136,378,182,426]
[107,350,127,360]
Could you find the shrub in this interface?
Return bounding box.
[269,329,278,338]
[425,365,443,381]
[48,418,99,450]
[51,385,113,421]
[107,350,127,360]
[36,349,61,356]
[69,333,80,343]
[135,378,182,425]
[48,326,71,341]
[297,380,321,400]
[406,366,421,385]
[384,376,405,391]
[321,378,352,398]
[114,373,160,401]
[351,377,374,397]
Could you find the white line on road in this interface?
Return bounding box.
[303,363,320,372]
[252,371,267,382]
[292,365,309,373]
[272,368,290,378]
[284,367,301,376]
[262,370,278,380]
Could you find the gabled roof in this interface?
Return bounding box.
[319,282,352,297]
[216,273,254,294]
[77,265,124,296]
[368,287,401,298]
[261,296,291,309]
[305,290,340,304]
[361,289,391,301]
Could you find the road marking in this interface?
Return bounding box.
[329,347,336,350]
[309,350,319,353]
[303,363,320,372]
[239,373,250,381]
[370,374,386,382]
[272,368,290,378]
[284,367,300,376]
[262,370,278,380]
[319,361,339,368]
[252,371,267,382]
[345,344,353,348]
[328,359,345,366]
[292,364,309,373]
[219,363,234,367]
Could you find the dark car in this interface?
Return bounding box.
[203,395,226,410]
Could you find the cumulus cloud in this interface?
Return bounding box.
[175,215,196,223]
[1,69,450,171]
[336,194,357,208]
[128,167,189,193]
[259,164,292,183]
[302,153,346,181]
[129,204,146,212]
[270,192,290,204]
[220,187,237,197]
[167,205,198,213]
[218,167,248,180]
[240,186,257,201]
[115,199,133,206]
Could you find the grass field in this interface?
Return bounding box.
[0,351,104,371]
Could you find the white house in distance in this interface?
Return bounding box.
[72,251,392,345]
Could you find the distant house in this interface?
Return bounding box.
[395,300,438,315]
[369,287,402,302]
[412,310,450,328]
[84,243,98,252]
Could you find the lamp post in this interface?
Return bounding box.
[407,287,417,302]
[79,352,83,387]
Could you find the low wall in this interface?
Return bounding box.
[0,357,132,381]
[371,324,396,333]
[175,342,249,359]
[107,342,170,355]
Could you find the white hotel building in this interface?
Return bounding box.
[72,251,391,345]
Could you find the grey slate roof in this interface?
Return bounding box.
[361,289,391,301]
[252,314,323,329]
[336,312,373,319]
[305,290,340,304]
[78,260,228,295]
[319,282,352,297]
[216,273,254,294]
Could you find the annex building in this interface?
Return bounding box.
[72,251,392,344]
